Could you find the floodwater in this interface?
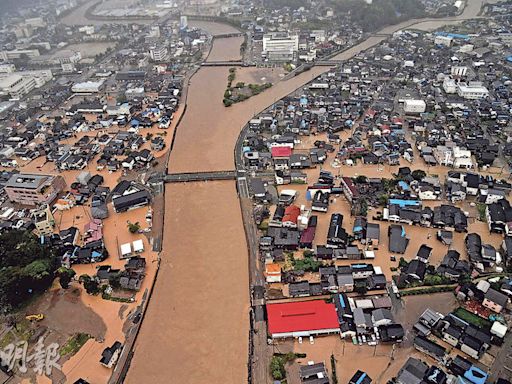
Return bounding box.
[60,0,157,26]
[206,36,244,62]
[127,181,250,384]
[189,20,240,36]
[129,0,493,380]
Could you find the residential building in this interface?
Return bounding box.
[100,341,122,368]
[149,44,169,62]
[32,204,55,236]
[5,173,66,206]
[482,288,508,313]
[299,362,329,384]
[349,370,372,384]
[396,357,429,384]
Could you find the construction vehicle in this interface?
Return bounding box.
[25,314,44,321]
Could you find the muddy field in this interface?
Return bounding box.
[188,20,240,36]
[61,42,116,59]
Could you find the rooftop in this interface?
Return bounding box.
[267,300,339,335]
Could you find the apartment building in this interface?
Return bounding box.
[32,204,55,236]
[149,45,169,62]
[5,173,66,206]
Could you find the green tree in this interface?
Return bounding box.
[117,94,127,104]
[0,230,57,310]
[270,356,285,380]
[80,274,100,295]
[412,169,427,181]
[108,273,122,289]
[378,194,389,206]
[382,178,396,192]
[58,267,76,289]
[355,283,368,295]
[127,221,141,234]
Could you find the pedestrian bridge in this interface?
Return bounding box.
[165,171,237,183]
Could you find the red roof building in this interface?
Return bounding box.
[271,146,292,158]
[267,300,340,338]
[282,205,300,227]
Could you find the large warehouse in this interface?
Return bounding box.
[267,300,340,339]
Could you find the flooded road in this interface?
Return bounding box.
[127,0,492,381]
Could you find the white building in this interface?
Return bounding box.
[451,66,468,77]
[149,45,169,62]
[61,63,75,73]
[0,64,16,73]
[0,49,40,61]
[262,33,299,62]
[403,99,426,114]
[434,35,453,47]
[457,82,489,99]
[71,80,105,93]
[78,25,96,35]
[453,147,474,169]
[53,50,82,64]
[25,17,46,28]
[443,77,457,93]
[16,69,53,87]
[180,16,188,30]
[149,26,161,38]
[0,74,36,99]
[310,30,326,42]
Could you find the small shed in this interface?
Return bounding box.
[120,243,132,258]
[133,239,144,253]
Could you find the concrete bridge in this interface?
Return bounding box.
[213,32,245,39]
[314,61,341,66]
[201,61,247,67]
[164,170,238,183]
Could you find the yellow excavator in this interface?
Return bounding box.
[25,314,44,321]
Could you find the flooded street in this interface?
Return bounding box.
[126,0,493,381]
